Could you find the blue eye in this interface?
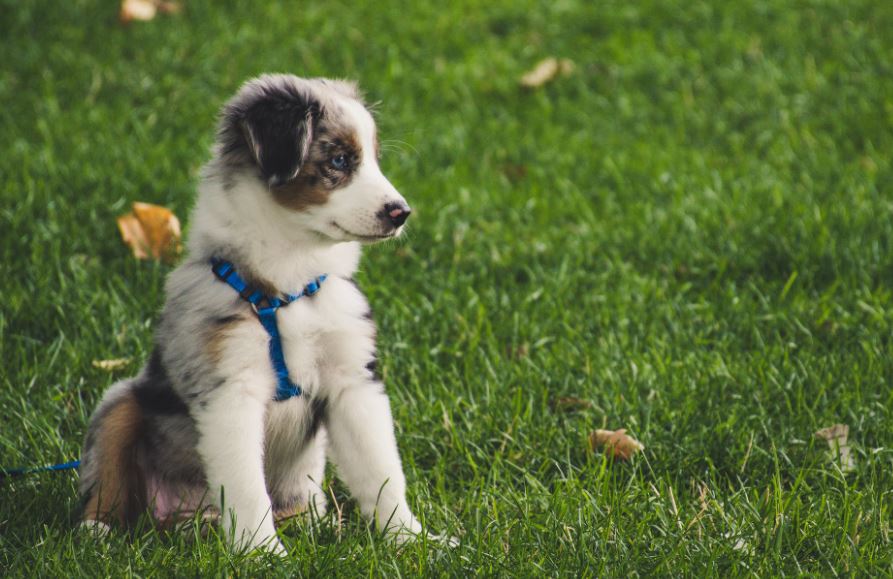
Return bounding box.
[330,154,348,170]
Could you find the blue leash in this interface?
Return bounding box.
[211,258,326,401]
[0,459,80,480]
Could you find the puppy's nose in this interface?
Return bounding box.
[383,201,411,228]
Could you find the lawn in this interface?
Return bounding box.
[2,0,893,575]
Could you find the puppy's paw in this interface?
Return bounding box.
[385,520,458,548]
[264,538,288,557]
[242,535,288,557]
[78,519,111,537]
[429,533,460,548]
[242,532,288,556]
[382,516,423,545]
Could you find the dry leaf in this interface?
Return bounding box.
[117,202,182,262]
[510,343,529,359]
[589,428,644,460]
[814,423,848,442]
[520,57,575,89]
[120,0,181,23]
[117,213,150,259]
[92,358,132,371]
[550,396,593,412]
[157,1,182,14]
[501,163,528,183]
[120,0,158,22]
[814,423,856,472]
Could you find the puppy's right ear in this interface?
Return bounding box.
[241,102,316,187]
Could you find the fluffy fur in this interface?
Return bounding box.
[79,75,431,553]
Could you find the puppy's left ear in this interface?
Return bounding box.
[241,103,316,187]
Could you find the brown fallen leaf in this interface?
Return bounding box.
[92,358,132,371]
[500,163,528,183]
[120,0,181,23]
[157,1,182,14]
[120,0,157,22]
[814,423,856,472]
[520,57,575,89]
[117,213,150,259]
[550,396,593,413]
[117,201,182,262]
[589,428,644,460]
[510,343,529,359]
[814,423,848,441]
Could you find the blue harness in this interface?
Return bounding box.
[211,258,326,401]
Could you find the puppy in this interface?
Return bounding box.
[79,75,432,553]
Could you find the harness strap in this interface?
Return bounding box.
[211,258,326,401]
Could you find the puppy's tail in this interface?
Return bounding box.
[80,386,148,528]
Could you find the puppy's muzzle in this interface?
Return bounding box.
[381,201,412,229]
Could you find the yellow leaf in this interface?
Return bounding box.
[117,202,182,262]
[520,58,575,89]
[120,0,181,23]
[815,423,856,473]
[589,428,644,461]
[120,0,158,22]
[92,358,132,371]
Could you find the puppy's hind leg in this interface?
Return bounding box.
[267,432,328,524]
[79,381,147,530]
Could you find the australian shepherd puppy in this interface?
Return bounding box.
[79,75,435,553]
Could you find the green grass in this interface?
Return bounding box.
[2,0,893,575]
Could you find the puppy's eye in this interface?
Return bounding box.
[330,154,349,170]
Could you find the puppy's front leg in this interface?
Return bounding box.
[327,383,422,539]
[195,383,284,554]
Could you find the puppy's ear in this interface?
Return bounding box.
[241,101,316,187]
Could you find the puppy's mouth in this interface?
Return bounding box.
[331,222,396,242]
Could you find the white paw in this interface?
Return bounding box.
[430,533,460,548]
[239,531,288,556]
[382,516,423,544]
[79,519,111,537]
[264,538,288,556]
[384,519,458,548]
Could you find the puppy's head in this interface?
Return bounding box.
[217,74,410,243]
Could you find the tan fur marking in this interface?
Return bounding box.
[82,392,145,526]
[205,315,249,365]
[272,176,331,211]
[273,503,308,523]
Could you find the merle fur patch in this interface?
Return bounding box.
[133,350,190,416]
[216,75,369,210]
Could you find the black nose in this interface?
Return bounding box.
[383,201,411,228]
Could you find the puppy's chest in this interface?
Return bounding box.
[274,279,374,389]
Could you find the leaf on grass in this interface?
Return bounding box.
[92,358,132,371]
[120,0,158,22]
[117,201,182,262]
[550,396,593,413]
[510,343,529,359]
[520,57,575,89]
[120,0,181,23]
[814,423,857,472]
[157,1,182,14]
[588,428,644,461]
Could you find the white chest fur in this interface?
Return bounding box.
[276,276,376,398]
